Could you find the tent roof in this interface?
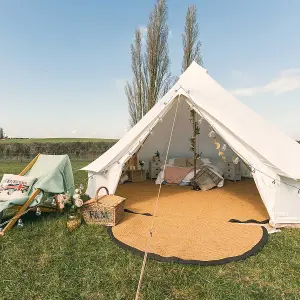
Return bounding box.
[83,62,300,179]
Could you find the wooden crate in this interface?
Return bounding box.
[81,186,126,226]
[127,170,146,182]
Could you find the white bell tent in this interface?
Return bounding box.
[82,61,300,227]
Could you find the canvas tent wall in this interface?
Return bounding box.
[82,62,300,227]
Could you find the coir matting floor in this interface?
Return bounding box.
[110,179,269,265]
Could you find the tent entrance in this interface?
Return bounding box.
[126,97,254,186]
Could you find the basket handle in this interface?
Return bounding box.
[94,186,109,202]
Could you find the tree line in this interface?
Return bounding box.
[0,141,116,160]
[126,1,202,126]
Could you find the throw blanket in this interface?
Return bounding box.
[164,166,193,184]
[192,165,223,191]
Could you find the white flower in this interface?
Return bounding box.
[73,194,80,200]
[75,189,80,194]
[74,198,83,207]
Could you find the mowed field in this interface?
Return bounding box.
[0,160,300,299]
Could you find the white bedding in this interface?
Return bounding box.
[155,162,224,187]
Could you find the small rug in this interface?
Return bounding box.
[111,179,269,265]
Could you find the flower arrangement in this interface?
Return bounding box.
[55,188,84,212]
[139,160,145,169]
[155,150,160,160]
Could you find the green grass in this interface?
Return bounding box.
[1,161,300,299]
[0,138,118,144]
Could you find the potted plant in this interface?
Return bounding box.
[139,160,145,170]
[56,189,84,231]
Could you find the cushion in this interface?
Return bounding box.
[168,158,175,165]
[191,165,223,191]
[0,174,37,196]
[173,158,188,167]
[186,158,204,167]
[0,190,29,203]
[201,158,212,164]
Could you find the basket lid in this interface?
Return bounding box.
[100,195,126,207]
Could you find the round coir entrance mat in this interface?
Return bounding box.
[110,180,269,265]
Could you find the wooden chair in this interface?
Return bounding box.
[0,154,66,236]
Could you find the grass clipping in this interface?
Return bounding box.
[112,180,269,263]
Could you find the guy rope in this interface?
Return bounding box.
[135,94,181,300]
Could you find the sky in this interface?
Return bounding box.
[1,0,300,139]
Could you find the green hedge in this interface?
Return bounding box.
[0,141,116,160]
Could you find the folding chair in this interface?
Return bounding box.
[0,154,75,236]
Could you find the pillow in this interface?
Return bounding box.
[173,158,188,167]
[201,158,212,164]
[0,174,37,196]
[191,165,222,191]
[186,158,203,167]
[168,158,175,165]
[0,190,29,203]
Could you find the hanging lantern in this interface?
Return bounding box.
[17,219,24,228]
[233,157,240,164]
[221,144,227,152]
[36,207,41,217]
[208,131,216,139]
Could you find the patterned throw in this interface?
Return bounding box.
[192,165,223,191]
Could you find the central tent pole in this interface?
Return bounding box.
[193,110,197,189]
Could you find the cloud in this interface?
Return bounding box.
[71,129,77,134]
[231,68,300,97]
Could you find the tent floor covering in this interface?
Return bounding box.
[111,179,269,265]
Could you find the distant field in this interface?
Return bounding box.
[0,138,118,144]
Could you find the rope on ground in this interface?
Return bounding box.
[135,95,181,300]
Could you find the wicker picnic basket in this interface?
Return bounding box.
[81,186,126,226]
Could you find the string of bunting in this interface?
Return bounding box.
[206,126,300,195]
[182,87,300,197]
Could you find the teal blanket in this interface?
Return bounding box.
[0,154,74,212]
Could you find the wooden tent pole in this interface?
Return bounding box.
[193,110,197,189]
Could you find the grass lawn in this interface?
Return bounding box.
[0,161,300,299]
[0,138,118,144]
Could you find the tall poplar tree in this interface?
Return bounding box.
[125,29,145,127]
[144,0,172,111]
[182,4,203,72]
